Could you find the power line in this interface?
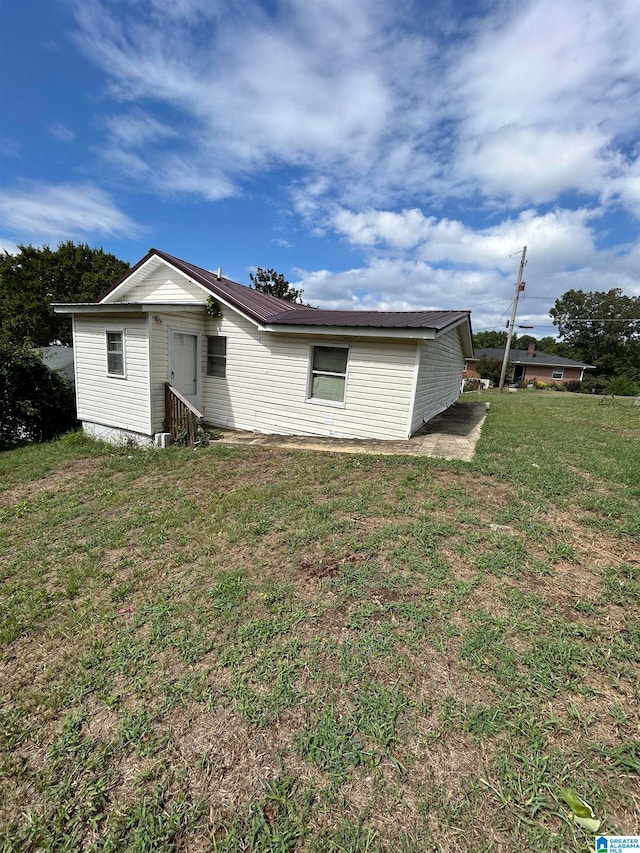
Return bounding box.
[466,297,513,310]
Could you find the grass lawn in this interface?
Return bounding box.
[0,391,638,852]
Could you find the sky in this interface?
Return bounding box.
[1,0,639,335]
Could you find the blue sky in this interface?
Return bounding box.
[1,0,639,334]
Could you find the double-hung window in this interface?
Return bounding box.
[309,345,348,403]
[207,336,227,377]
[551,368,564,380]
[106,331,125,376]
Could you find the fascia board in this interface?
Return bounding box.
[263,324,437,340]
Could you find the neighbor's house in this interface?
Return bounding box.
[54,249,473,445]
[463,345,594,385]
[38,345,75,385]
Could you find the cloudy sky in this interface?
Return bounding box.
[1,0,639,333]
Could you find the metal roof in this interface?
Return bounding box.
[267,308,470,329]
[136,249,300,324]
[97,249,473,337]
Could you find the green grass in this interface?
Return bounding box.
[0,391,638,851]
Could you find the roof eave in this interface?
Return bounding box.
[263,323,439,340]
[52,302,207,314]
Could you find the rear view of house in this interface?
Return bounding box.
[54,249,473,445]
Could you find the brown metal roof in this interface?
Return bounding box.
[267,308,470,329]
[150,249,300,324]
[99,249,471,333]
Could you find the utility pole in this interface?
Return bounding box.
[498,246,527,393]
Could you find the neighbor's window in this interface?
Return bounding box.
[551,368,564,380]
[106,331,124,376]
[309,345,348,402]
[207,336,227,377]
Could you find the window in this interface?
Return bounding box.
[106,331,124,376]
[207,336,226,377]
[309,345,348,402]
[551,368,564,380]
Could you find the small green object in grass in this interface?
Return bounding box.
[560,788,601,832]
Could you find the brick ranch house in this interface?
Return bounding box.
[463,345,594,385]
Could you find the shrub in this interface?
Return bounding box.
[605,375,639,397]
[564,380,583,393]
[463,378,483,392]
[581,375,608,395]
[0,345,77,448]
[476,356,506,386]
[532,379,548,389]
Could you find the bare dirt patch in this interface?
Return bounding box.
[0,457,103,509]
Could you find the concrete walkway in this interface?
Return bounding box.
[212,401,489,461]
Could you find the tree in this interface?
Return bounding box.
[550,288,640,379]
[472,330,513,349]
[0,242,130,347]
[512,334,538,350]
[249,268,303,303]
[0,344,77,447]
[476,356,506,386]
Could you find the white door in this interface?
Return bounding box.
[170,331,199,407]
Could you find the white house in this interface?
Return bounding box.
[54,248,473,445]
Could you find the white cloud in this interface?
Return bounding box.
[331,206,600,272]
[458,127,613,204]
[49,122,75,143]
[71,0,440,205]
[295,248,639,335]
[0,182,143,242]
[68,0,640,217]
[450,0,640,207]
[297,203,639,331]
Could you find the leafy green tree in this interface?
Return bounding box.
[476,356,506,386]
[472,330,511,349]
[0,242,130,346]
[0,344,77,447]
[249,268,303,303]
[512,334,538,350]
[550,289,640,378]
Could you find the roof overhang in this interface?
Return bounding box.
[264,314,474,353]
[53,302,207,314]
[263,323,438,340]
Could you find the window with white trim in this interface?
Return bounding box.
[309,345,348,402]
[106,331,125,376]
[551,368,564,380]
[207,336,227,377]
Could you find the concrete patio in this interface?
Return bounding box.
[211,400,489,461]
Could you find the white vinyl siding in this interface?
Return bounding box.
[199,307,416,439]
[73,315,151,435]
[410,327,465,435]
[111,266,207,303]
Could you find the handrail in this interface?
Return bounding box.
[164,382,204,446]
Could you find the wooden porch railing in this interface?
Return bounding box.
[164,382,204,447]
